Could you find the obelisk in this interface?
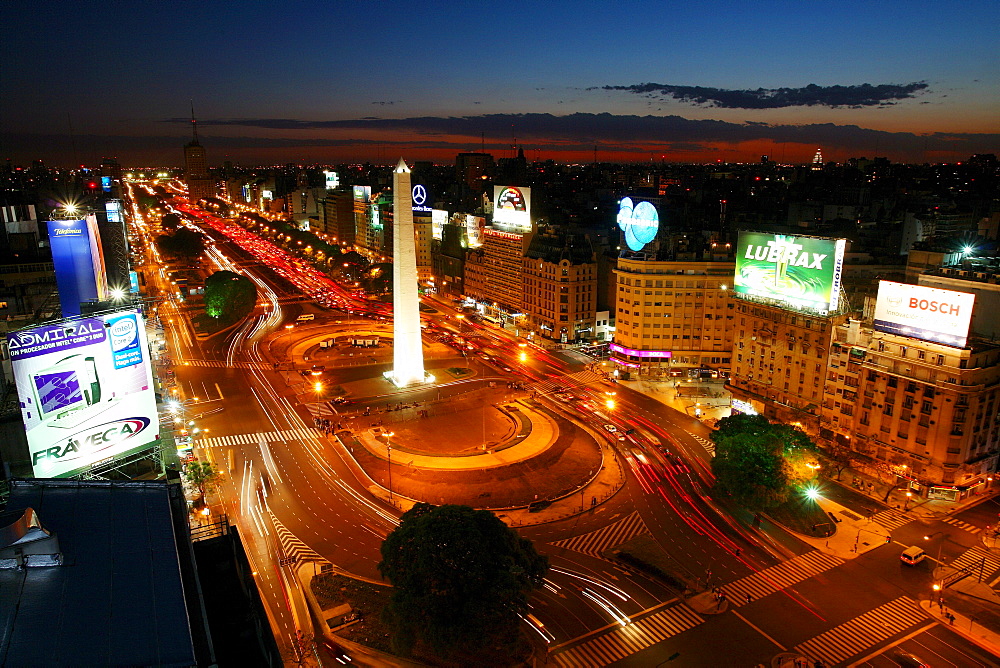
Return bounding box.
[389,158,427,386]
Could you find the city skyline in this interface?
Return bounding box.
[2,0,998,166]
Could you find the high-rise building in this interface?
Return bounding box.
[613,257,735,379]
[464,227,528,322]
[523,231,597,343]
[321,188,356,246]
[821,319,999,496]
[183,112,215,202]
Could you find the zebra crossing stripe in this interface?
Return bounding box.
[794,596,924,665]
[721,551,843,605]
[549,511,649,560]
[198,427,324,449]
[551,604,703,667]
[948,546,1000,579]
[941,517,981,534]
[870,508,912,531]
[689,433,715,456]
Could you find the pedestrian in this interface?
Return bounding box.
[735,548,741,556]
[948,613,955,625]
[746,594,752,604]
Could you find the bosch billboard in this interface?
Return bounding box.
[7,309,160,478]
[873,281,976,348]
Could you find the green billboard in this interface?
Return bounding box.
[734,232,846,314]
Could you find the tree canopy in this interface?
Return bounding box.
[710,414,818,514]
[204,270,257,323]
[378,503,548,664]
[157,227,205,258]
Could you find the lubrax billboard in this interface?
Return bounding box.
[7,309,159,478]
[873,281,976,348]
[734,232,846,315]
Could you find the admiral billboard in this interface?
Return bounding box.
[873,281,975,348]
[7,309,159,478]
[492,186,531,232]
[734,232,846,315]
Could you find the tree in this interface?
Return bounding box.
[820,441,857,481]
[204,270,257,323]
[161,213,180,231]
[184,460,220,501]
[157,227,205,258]
[710,414,818,519]
[379,503,548,665]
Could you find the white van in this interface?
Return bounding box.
[296,313,315,322]
[900,546,926,566]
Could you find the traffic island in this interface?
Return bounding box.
[349,399,603,510]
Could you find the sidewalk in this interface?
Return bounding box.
[615,375,733,425]
[920,598,1000,657]
[787,495,891,559]
[835,466,998,521]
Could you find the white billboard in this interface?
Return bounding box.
[873,281,975,348]
[465,215,486,248]
[492,186,531,232]
[7,309,160,478]
[431,209,448,240]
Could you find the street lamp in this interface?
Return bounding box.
[385,432,395,503]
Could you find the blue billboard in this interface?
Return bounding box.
[47,215,108,317]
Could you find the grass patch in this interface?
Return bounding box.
[766,494,832,537]
[311,573,394,654]
[608,534,691,592]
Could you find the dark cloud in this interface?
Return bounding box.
[589,82,929,109]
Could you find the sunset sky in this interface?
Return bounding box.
[3,0,997,166]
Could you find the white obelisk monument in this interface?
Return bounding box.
[388,158,428,386]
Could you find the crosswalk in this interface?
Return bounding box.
[947,545,1000,580]
[869,508,913,532]
[271,511,323,564]
[549,511,650,560]
[940,516,981,534]
[173,359,263,369]
[531,370,606,396]
[720,551,844,605]
[794,596,926,665]
[305,401,339,419]
[551,603,703,667]
[200,427,322,449]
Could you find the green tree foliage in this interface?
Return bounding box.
[203,270,257,322]
[379,503,548,665]
[710,414,818,514]
[184,459,220,500]
[157,227,205,258]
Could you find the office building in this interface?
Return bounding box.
[183,115,215,202]
[523,230,598,343]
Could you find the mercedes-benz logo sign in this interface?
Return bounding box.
[412,185,427,206]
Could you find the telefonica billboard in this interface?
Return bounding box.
[492,186,531,232]
[873,281,975,348]
[7,309,159,478]
[734,232,846,315]
[47,215,108,317]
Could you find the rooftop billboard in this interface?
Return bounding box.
[492,186,531,233]
[873,281,975,348]
[734,232,846,315]
[47,215,108,317]
[7,309,159,478]
[617,197,659,251]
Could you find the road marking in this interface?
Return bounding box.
[940,516,982,534]
[550,603,703,667]
[549,511,650,560]
[869,507,913,531]
[270,511,323,563]
[200,427,324,449]
[948,545,1000,581]
[795,596,926,665]
[720,551,844,605]
[730,608,786,650]
[846,621,937,667]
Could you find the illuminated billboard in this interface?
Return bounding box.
[873,281,975,348]
[734,232,846,314]
[617,197,659,251]
[353,185,371,203]
[324,170,340,189]
[7,309,159,478]
[47,215,109,317]
[411,184,432,213]
[492,186,531,232]
[465,215,486,247]
[609,343,671,359]
[431,209,448,240]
